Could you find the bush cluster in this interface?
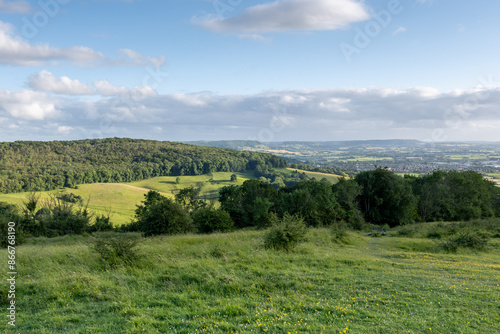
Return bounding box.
[192,207,234,234]
[91,236,140,268]
[264,213,308,251]
[439,232,489,253]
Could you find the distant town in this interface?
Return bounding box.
[189,140,500,183]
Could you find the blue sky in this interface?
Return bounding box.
[1,0,500,142]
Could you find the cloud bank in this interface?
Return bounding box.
[194,0,370,34]
[2,83,500,142]
[27,70,158,98]
[0,0,30,14]
[0,21,165,67]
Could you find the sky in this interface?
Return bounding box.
[0,0,500,142]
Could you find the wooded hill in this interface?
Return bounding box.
[0,138,287,194]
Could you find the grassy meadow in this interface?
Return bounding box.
[282,168,344,183]
[2,224,499,333]
[0,172,253,226]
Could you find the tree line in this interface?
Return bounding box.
[122,168,500,237]
[2,168,499,246]
[0,138,287,193]
[219,168,500,230]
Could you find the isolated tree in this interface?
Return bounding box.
[174,186,206,212]
[230,174,238,182]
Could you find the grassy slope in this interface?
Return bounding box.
[0,184,150,226]
[2,229,499,333]
[282,168,344,183]
[0,172,252,226]
[484,173,500,185]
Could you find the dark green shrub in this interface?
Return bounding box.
[88,215,114,232]
[395,224,416,237]
[0,203,26,248]
[209,245,228,259]
[57,192,83,204]
[440,232,488,253]
[264,213,307,251]
[135,191,193,236]
[44,200,90,236]
[426,231,443,239]
[331,223,349,244]
[193,207,234,234]
[91,236,140,268]
[117,221,140,232]
[346,209,366,230]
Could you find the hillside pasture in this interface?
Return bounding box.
[0,172,252,226]
[283,168,345,183]
[1,228,499,333]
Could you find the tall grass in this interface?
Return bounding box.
[1,228,499,333]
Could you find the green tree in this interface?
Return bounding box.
[332,178,366,229]
[193,207,234,234]
[411,170,499,222]
[219,180,277,228]
[276,180,342,227]
[230,174,238,182]
[175,186,206,212]
[355,168,417,227]
[135,191,192,236]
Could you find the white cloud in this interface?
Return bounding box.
[193,0,370,34]
[26,70,157,98]
[0,21,105,66]
[3,86,500,141]
[28,70,95,95]
[0,20,164,67]
[93,79,157,98]
[0,0,30,14]
[57,125,73,135]
[117,49,166,68]
[0,89,59,120]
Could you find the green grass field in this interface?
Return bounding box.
[485,173,500,185]
[1,227,499,333]
[282,168,344,183]
[0,172,253,226]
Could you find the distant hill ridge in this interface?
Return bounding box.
[0,138,286,194]
[186,139,424,150]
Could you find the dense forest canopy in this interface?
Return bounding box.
[0,138,287,194]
